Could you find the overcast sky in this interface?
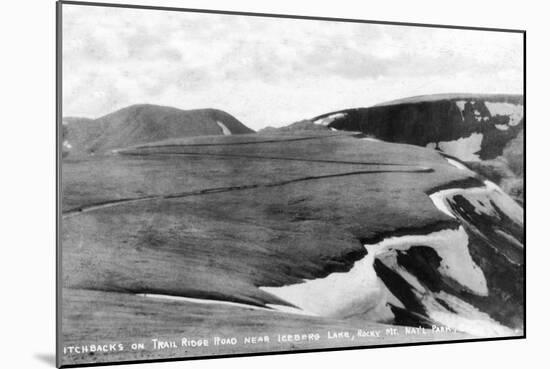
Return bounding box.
[62,4,523,130]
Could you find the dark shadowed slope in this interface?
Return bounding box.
[62,104,254,156]
[312,94,523,161]
[306,94,524,204]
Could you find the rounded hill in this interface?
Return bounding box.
[62,104,254,155]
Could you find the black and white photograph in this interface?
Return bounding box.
[8,1,550,369]
[57,1,526,367]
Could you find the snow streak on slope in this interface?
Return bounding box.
[136,293,309,316]
[365,227,488,296]
[430,179,523,226]
[314,113,347,126]
[445,157,470,171]
[216,121,232,135]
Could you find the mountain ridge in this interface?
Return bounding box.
[266,93,524,205]
[62,104,254,156]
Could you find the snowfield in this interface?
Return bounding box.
[427,133,483,161]
[485,102,523,126]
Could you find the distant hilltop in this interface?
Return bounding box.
[62,104,254,156]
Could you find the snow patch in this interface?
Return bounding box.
[495,124,510,131]
[474,109,482,120]
[260,226,488,319]
[456,101,467,112]
[485,102,523,126]
[216,121,232,135]
[455,100,470,121]
[483,180,523,224]
[430,186,487,220]
[260,250,387,318]
[314,113,347,126]
[427,133,483,162]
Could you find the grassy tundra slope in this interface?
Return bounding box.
[61,131,523,365]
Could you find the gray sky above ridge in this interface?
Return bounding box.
[62,5,523,130]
